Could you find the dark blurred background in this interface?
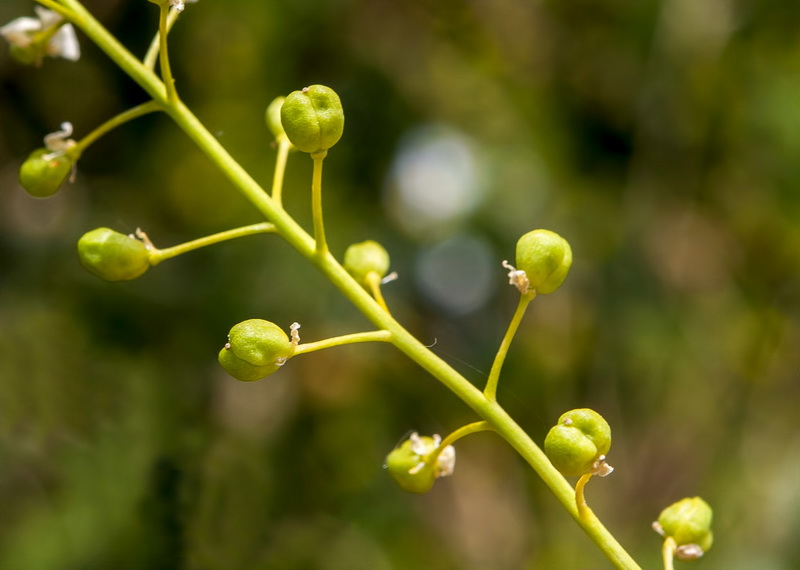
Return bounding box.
[1,0,799,568]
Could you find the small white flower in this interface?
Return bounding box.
[0,7,80,63]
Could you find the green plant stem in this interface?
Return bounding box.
[148,222,277,265]
[70,101,162,158]
[437,420,492,451]
[365,273,390,312]
[34,0,76,20]
[662,537,676,570]
[484,291,535,401]
[293,330,392,356]
[271,138,291,207]
[576,472,593,520]
[158,4,178,103]
[311,151,328,255]
[425,421,493,470]
[143,5,181,70]
[55,2,641,567]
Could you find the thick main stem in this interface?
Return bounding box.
[54,2,642,567]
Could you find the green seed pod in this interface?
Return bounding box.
[9,44,40,66]
[515,229,572,294]
[19,148,74,198]
[280,85,344,154]
[77,227,151,281]
[265,96,288,142]
[544,408,612,477]
[385,433,455,494]
[657,497,714,556]
[344,240,390,287]
[218,319,294,382]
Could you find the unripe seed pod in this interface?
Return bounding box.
[544,408,611,477]
[77,227,151,281]
[344,240,390,287]
[656,497,714,556]
[19,148,73,198]
[218,319,294,382]
[280,85,344,154]
[9,44,39,66]
[265,96,288,142]
[385,433,455,494]
[515,229,572,294]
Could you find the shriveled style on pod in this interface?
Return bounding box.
[344,240,390,287]
[77,227,151,281]
[544,408,611,477]
[515,229,572,294]
[218,319,294,382]
[19,148,73,198]
[280,85,344,154]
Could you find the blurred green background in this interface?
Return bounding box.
[1,0,799,568]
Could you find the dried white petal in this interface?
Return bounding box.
[435,445,456,477]
[33,7,62,29]
[675,544,704,561]
[1,8,80,62]
[0,17,40,48]
[502,260,530,293]
[48,24,80,61]
[651,521,665,536]
[290,322,301,346]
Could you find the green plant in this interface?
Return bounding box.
[4,2,716,568]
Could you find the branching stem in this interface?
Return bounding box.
[50,2,642,567]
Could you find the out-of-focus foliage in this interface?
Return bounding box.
[2,0,799,568]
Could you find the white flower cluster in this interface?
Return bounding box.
[1,7,80,63]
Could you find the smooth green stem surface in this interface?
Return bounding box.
[576,472,593,520]
[34,0,75,20]
[365,272,389,312]
[158,4,178,103]
[144,5,180,70]
[427,420,492,469]
[662,537,676,570]
[438,421,493,450]
[311,151,328,255]
[271,139,291,207]
[149,222,276,265]
[293,330,392,356]
[484,291,535,401]
[72,101,162,157]
[53,2,642,567]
